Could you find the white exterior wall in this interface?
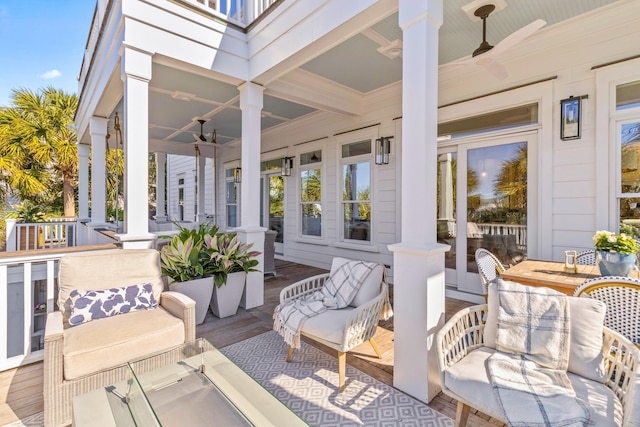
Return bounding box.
[165,154,214,222]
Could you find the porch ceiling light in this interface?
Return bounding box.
[233,167,242,183]
[375,136,392,165]
[281,156,293,176]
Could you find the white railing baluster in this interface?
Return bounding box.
[0,265,7,362]
[22,262,32,361]
[47,261,55,312]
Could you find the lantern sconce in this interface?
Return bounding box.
[564,250,577,274]
[281,156,294,176]
[375,136,392,165]
[233,167,242,183]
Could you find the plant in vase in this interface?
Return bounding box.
[159,223,219,324]
[592,230,640,277]
[204,232,260,318]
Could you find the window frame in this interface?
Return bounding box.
[296,146,324,240]
[224,162,240,229]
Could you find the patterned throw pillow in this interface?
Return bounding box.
[68,283,158,326]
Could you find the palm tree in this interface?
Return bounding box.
[0,87,78,216]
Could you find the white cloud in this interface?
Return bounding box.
[39,69,62,80]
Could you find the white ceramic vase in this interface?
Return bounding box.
[210,271,246,318]
[170,276,214,325]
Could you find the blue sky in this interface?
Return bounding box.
[0,0,96,107]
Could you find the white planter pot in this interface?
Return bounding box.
[170,276,214,325]
[210,272,246,318]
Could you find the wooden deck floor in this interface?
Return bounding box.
[0,260,503,426]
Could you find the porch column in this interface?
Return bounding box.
[89,117,108,224]
[78,144,90,220]
[237,82,266,309]
[389,0,448,404]
[196,152,206,222]
[155,152,167,221]
[117,45,154,249]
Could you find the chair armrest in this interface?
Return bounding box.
[44,311,65,396]
[341,283,388,352]
[279,273,329,304]
[44,311,64,343]
[602,326,640,427]
[160,291,196,342]
[436,304,488,387]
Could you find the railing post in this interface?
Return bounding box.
[5,219,17,252]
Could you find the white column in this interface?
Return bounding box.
[117,45,154,249]
[155,152,167,221]
[389,0,448,404]
[90,117,108,224]
[237,82,266,309]
[78,144,90,220]
[196,152,206,222]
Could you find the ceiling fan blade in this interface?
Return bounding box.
[488,19,546,56]
[481,60,508,80]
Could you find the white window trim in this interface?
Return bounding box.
[296,143,325,241]
[595,57,640,232]
[336,128,378,246]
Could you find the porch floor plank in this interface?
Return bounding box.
[0,259,503,426]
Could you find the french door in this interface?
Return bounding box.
[260,173,285,254]
[437,132,536,296]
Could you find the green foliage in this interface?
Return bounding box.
[204,233,260,288]
[8,201,47,223]
[159,223,220,283]
[593,230,639,255]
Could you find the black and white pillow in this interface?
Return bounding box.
[68,283,158,326]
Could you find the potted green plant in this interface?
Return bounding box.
[159,223,219,324]
[593,229,640,277]
[205,232,260,318]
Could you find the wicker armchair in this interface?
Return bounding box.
[278,263,388,392]
[437,303,640,426]
[44,249,196,427]
[576,249,597,265]
[574,275,640,346]
[474,248,506,298]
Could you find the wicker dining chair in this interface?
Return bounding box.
[475,248,506,299]
[574,275,640,346]
[576,249,597,265]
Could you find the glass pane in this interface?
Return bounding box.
[260,159,281,172]
[343,202,370,241]
[467,142,527,270]
[301,169,321,202]
[301,203,322,236]
[617,80,640,110]
[226,181,237,204]
[226,205,237,228]
[269,175,284,243]
[437,152,457,270]
[341,140,371,158]
[300,150,321,165]
[342,162,370,201]
[620,198,640,239]
[621,121,640,193]
[439,103,538,138]
[225,168,235,179]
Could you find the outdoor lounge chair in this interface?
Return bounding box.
[576,249,597,265]
[437,280,640,426]
[276,257,389,392]
[474,248,506,298]
[44,249,196,427]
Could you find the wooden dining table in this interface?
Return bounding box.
[500,259,640,295]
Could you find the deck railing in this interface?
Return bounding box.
[0,247,121,371]
[5,219,77,252]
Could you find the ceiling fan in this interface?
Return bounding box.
[442,3,546,79]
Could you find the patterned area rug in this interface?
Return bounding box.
[220,331,453,427]
[2,411,43,427]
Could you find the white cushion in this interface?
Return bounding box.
[445,347,622,426]
[301,307,355,345]
[329,257,384,308]
[484,279,607,382]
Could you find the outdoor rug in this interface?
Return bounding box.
[220,330,453,427]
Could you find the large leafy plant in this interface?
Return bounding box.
[593,230,639,255]
[204,232,260,288]
[159,223,219,283]
[9,201,47,223]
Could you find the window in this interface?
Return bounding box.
[300,150,322,237]
[177,175,185,221]
[225,167,239,228]
[618,118,640,239]
[341,140,371,242]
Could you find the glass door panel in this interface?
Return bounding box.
[261,173,285,253]
[437,152,457,279]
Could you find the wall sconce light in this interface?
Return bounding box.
[281,156,293,176]
[375,136,392,165]
[233,167,242,183]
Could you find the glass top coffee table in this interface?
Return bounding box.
[73,338,308,426]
